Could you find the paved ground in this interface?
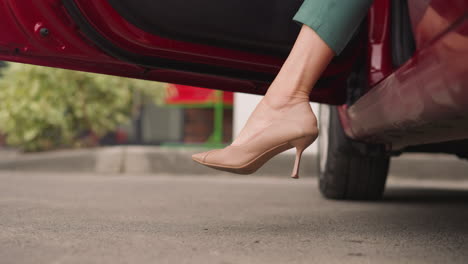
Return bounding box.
[1,172,468,264]
[3,146,468,179]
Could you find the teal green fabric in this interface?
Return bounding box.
[293,0,374,55]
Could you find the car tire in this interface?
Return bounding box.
[318,104,390,200]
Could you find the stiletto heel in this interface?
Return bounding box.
[290,136,316,179]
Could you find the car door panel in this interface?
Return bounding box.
[0,0,368,105]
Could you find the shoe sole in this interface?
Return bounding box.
[193,142,294,175]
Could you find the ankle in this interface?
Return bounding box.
[262,94,310,110]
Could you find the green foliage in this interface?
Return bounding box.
[0,63,166,152]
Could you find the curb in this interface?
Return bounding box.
[389,153,468,180]
[0,146,467,179]
[0,146,317,177]
[0,148,96,173]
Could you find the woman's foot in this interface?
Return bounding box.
[192,95,319,177]
[231,95,317,146]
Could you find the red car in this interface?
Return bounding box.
[1,0,467,200]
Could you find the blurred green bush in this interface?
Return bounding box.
[0,63,167,152]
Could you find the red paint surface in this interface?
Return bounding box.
[408,0,468,49]
[342,16,468,149]
[166,85,233,105]
[367,0,393,86]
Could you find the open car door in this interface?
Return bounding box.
[0,0,367,104]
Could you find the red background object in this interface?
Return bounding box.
[165,84,234,105]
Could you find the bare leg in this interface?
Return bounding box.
[232,25,335,146]
[264,25,335,105]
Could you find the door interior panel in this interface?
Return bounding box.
[107,0,304,55]
[62,0,282,82]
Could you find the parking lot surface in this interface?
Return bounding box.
[1,172,467,264]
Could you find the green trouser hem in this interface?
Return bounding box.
[293,0,374,55]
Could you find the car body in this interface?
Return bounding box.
[1,0,467,199]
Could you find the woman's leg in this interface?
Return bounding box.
[231,25,333,146]
[231,0,374,146]
[264,24,335,106]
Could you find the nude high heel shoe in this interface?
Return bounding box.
[192,102,318,178]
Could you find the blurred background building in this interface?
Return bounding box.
[109,84,234,147]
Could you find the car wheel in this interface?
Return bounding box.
[318,104,390,200]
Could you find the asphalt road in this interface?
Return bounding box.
[1,172,468,264]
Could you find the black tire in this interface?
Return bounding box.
[318,105,390,200]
